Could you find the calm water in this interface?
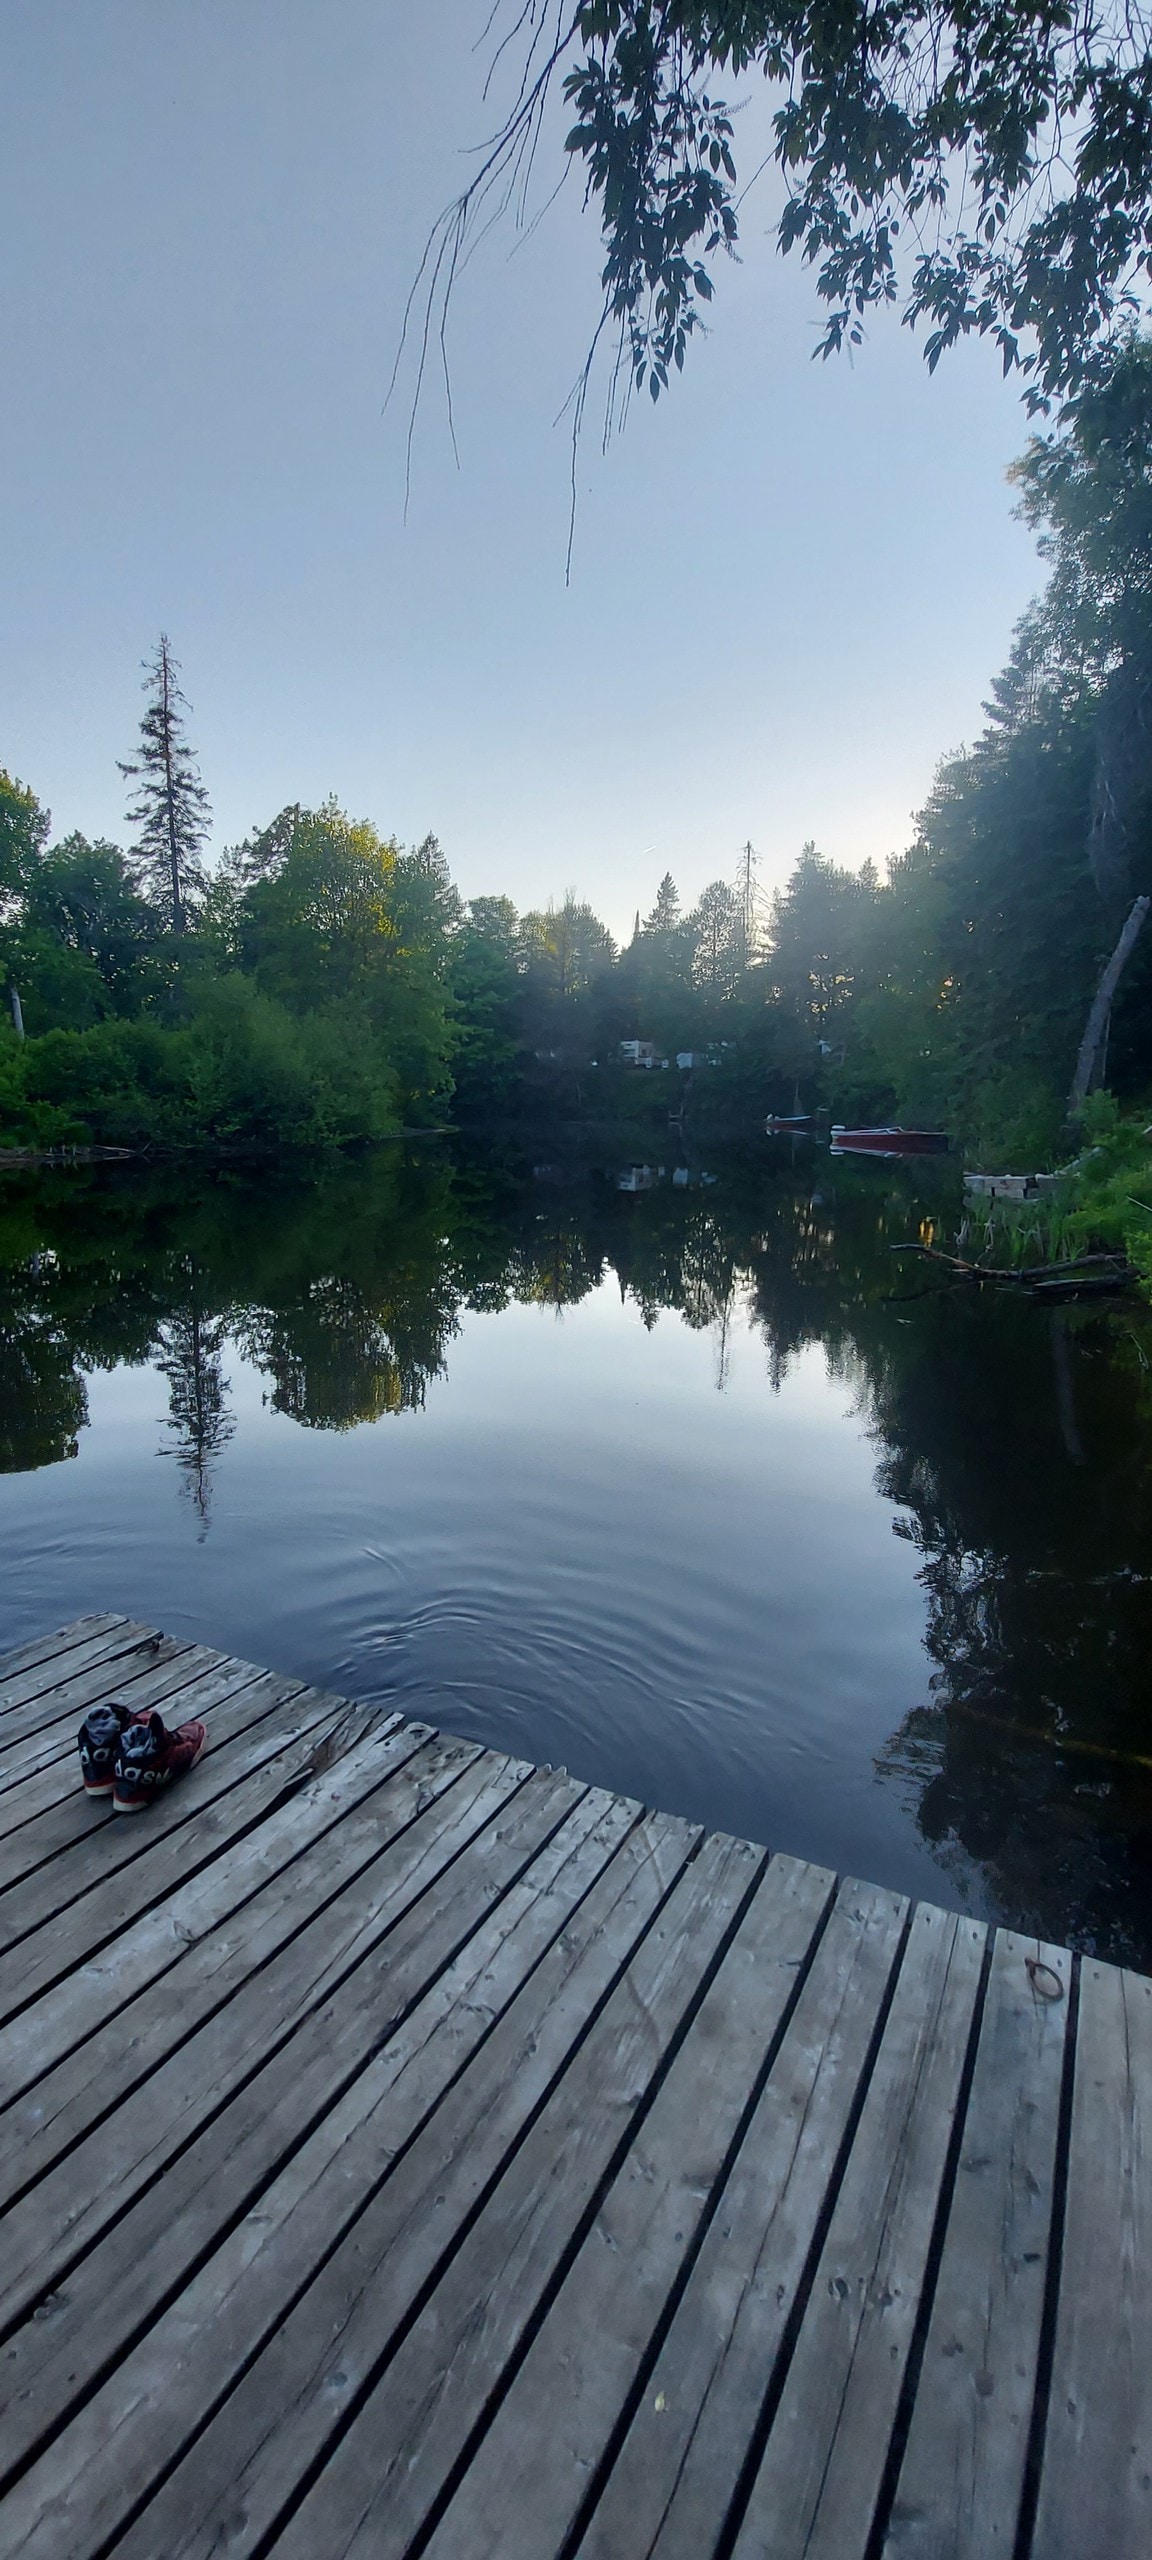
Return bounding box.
[4,1134,1152,1963]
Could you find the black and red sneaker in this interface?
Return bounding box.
[112,1710,207,1814]
[78,1702,146,1798]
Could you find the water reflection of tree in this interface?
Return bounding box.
[859,1295,1152,1962]
[508,1223,605,1311]
[0,1286,88,1470]
[8,1142,1152,1957]
[0,1181,165,1471]
[637,1159,1152,1962]
[155,1292,235,1528]
[241,1274,451,1429]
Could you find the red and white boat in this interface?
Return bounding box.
[830,1125,949,1159]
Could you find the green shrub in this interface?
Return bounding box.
[24,1021,196,1147]
[959,1067,1067,1171]
[184,979,398,1145]
[2,982,401,1153]
[975,1096,1152,1289]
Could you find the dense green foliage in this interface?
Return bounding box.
[758,343,1152,1164]
[5,343,1152,1158]
[0,793,454,1149]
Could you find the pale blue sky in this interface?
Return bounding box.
[2,1,1042,936]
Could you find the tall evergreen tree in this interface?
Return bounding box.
[119,637,211,934]
[688,880,740,995]
[767,845,872,1035]
[733,840,764,972]
[643,874,680,937]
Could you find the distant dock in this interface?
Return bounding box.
[0,1616,1147,2558]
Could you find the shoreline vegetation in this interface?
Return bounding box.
[6,349,1152,1282]
[962,1095,1152,1292]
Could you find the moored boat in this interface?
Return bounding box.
[830,1124,949,1158]
[765,1114,814,1133]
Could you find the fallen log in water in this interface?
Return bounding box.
[889,1242,1138,1294]
[0,1144,136,1166]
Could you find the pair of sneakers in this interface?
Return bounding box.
[78,1702,207,1814]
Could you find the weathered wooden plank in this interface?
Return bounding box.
[1030,1957,1152,2560]
[0,1711,421,2192]
[882,1929,1071,2560]
[0,1643,254,1858]
[0,1639,304,1850]
[728,1903,988,2560]
[0,1623,1142,2560]
[94,1806,702,2560]
[575,1876,909,2560]
[0,1664,314,1942]
[0,1636,200,1821]
[0,1766,603,2489]
[254,1830,759,2560]
[0,1616,129,1695]
[0,1626,179,1776]
[0,1742,530,2331]
[0,1671,340,1994]
[0,1618,140,1724]
[0,1789,676,2560]
[0,1710,448,2150]
[0,1635,189,1790]
[420,1851,838,2560]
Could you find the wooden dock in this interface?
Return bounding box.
[0,1615,1148,2560]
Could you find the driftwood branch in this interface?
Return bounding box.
[1069,893,1151,1119]
[890,1242,1137,1295]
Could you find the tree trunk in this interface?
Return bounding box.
[1068,894,1151,1121]
[8,983,24,1041]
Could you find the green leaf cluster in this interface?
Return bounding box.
[550,3,1152,411]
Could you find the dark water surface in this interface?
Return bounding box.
[4,1134,1152,1964]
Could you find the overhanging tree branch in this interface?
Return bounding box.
[408,0,1152,444]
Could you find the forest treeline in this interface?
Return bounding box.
[5,344,1152,1163]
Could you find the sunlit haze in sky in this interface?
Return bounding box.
[3,0,1044,937]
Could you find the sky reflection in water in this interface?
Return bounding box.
[3,1136,1152,1965]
